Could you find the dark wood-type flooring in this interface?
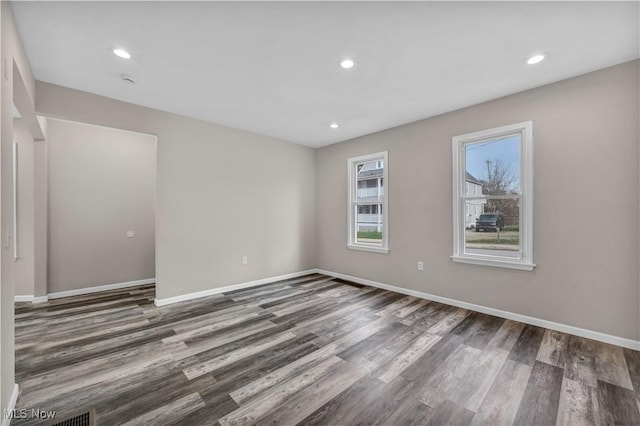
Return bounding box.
[13,274,640,425]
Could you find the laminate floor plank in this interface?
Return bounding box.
[225,275,320,300]
[269,299,344,325]
[286,292,395,337]
[204,338,319,389]
[508,324,546,366]
[351,376,430,426]
[218,356,346,425]
[536,329,568,368]
[556,377,599,426]
[19,353,201,420]
[229,318,387,405]
[164,393,239,426]
[16,304,146,333]
[471,359,532,426]
[426,307,470,336]
[207,333,318,381]
[398,302,438,326]
[249,357,376,426]
[244,287,310,306]
[163,309,270,344]
[451,312,505,349]
[120,392,206,426]
[261,282,343,312]
[330,277,367,288]
[593,340,634,390]
[565,334,599,387]
[375,296,418,317]
[379,379,435,426]
[174,320,280,361]
[426,400,475,426]
[413,303,457,330]
[17,327,178,378]
[12,274,637,426]
[418,344,483,408]
[596,380,640,425]
[452,347,510,412]
[183,331,298,380]
[18,339,189,393]
[512,360,564,426]
[377,332,441,383]
[337,321,409,362]
[17,305,149,340]
[393,298,431,319]
[97,371,193,425]
[623,348,640,395]
[309,309,380,347]
[400,332,467,381]
[267,369,385,426]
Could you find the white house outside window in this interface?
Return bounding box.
[452,122,534,270]
[348,151,389,253]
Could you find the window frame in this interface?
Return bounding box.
[451,121,534,271]
[347,151,389,254]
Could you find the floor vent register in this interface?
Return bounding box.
[51,409,95,426]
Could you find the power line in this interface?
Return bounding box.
[465,135,518,152]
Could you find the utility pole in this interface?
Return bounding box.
[485,160,492,181]
[485,160,493,212]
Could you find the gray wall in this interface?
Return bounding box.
[33,117,47,298]
[1,0,38,412]
[47,119,156,293]
[36,83,318,300]
[13,119,35,297]
[316,60,639,341]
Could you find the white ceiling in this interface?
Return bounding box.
[12,1,639,148]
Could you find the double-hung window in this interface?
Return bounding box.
[452,121,534,270]
[348,151,389,253]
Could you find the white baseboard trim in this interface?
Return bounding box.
[47,278,156,300]
[315,268,640,351]
[2,383,19,426]
[15,295,50,304]
[32,296,48,304]
[154,270,318,307]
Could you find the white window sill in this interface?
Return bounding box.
[347,244,389,254]
[450,255,535,271]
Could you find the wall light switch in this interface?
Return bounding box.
[242,256,248,265]
[126,231,135,238]
[417,261,424,271]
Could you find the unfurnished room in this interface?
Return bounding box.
[0,1,639,425]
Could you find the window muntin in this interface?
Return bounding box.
[452,122,534,270]
[348,151,389,253]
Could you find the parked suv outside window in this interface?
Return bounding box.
[475,213,505,232]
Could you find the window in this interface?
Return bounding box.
[357,205,379,215]
[348,151,389,253]
[452,121,534,270]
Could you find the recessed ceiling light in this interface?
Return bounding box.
[113,48,131,59]
[340,58,355,69]
[330,123,339,129]
[526,54,546,65]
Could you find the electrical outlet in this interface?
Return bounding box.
[242,256,248,265]
[126,231,135,238]
[417,261,424,271]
